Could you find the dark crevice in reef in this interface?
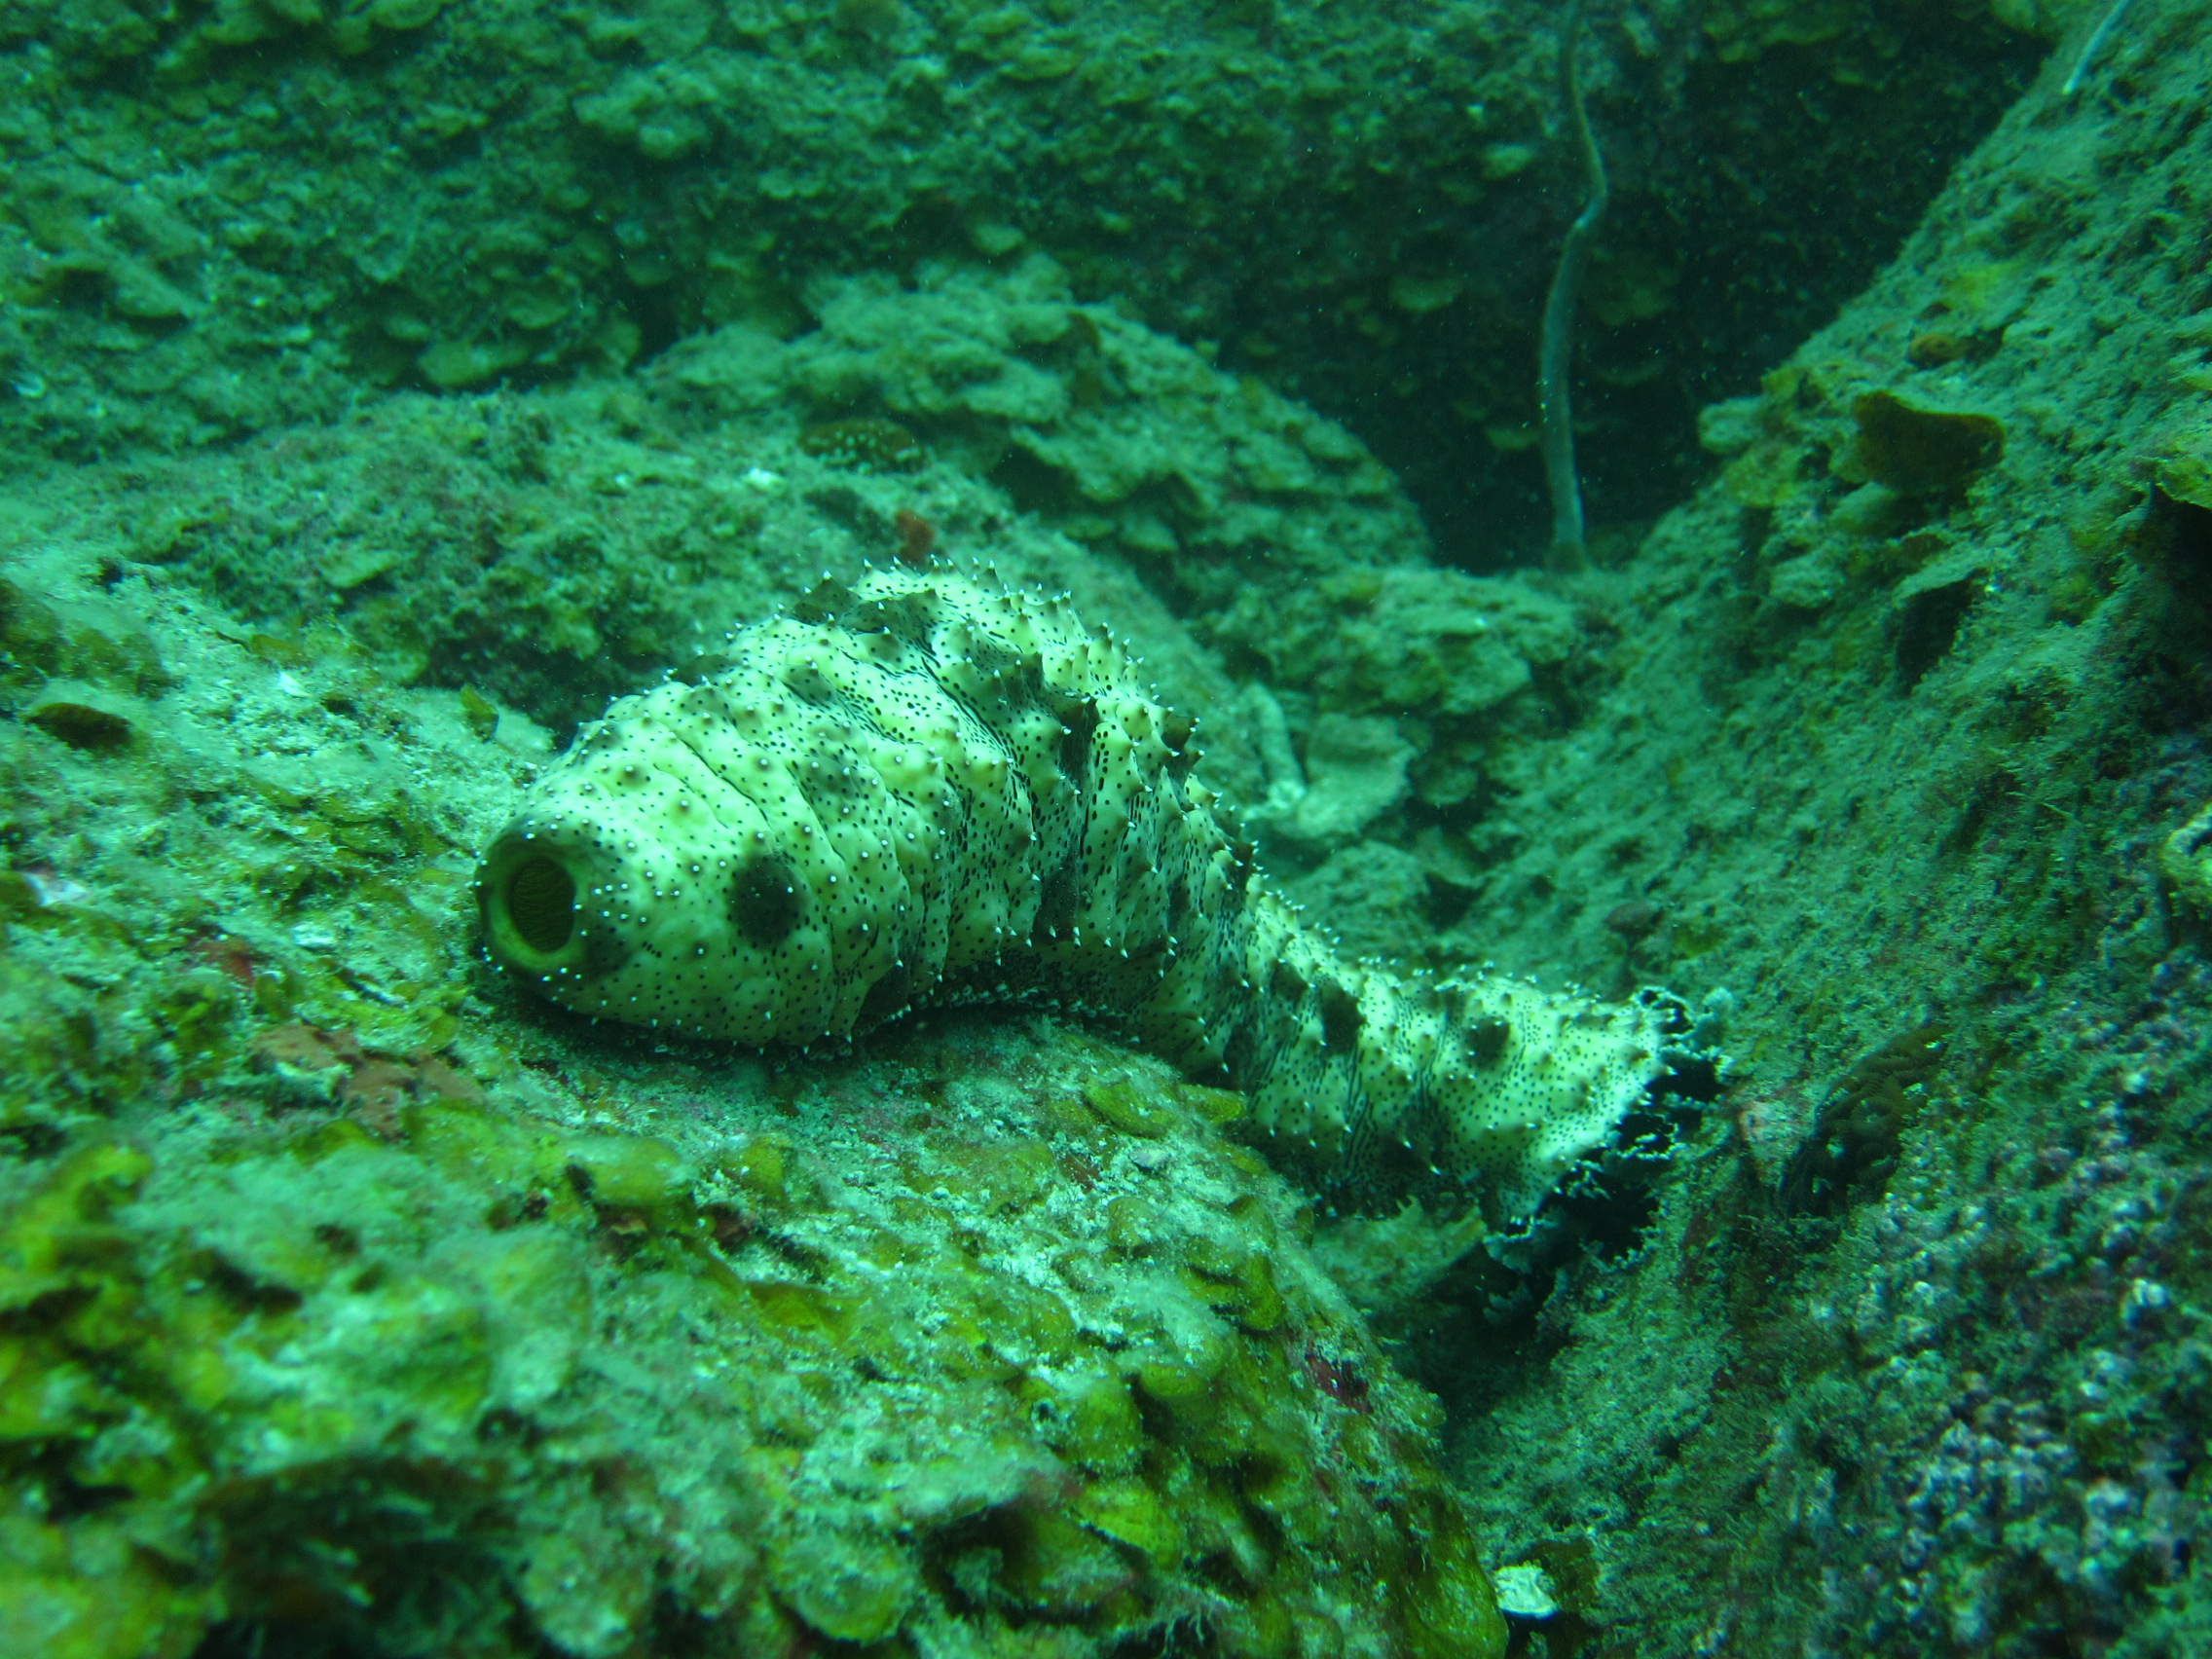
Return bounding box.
[1229,6,2043,572]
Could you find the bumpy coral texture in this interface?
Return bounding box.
[477,570,1666,1217]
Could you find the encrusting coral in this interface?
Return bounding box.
[478,566,1676,1221]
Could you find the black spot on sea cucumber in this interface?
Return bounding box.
[731,858,802,946]
[1035,853,1082,940]
[1465,1015,1512,1065]
[1317,982,1362,1052]
[784,662,838,707]
[1054,695,1099,784]
[1269,960,1307,1005]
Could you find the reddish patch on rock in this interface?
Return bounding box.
[251,1021,484,1136]
[190,931,262,986]
[410,1052,480,1103]
[343,1059,418,1136]
[1733,1084,1816,1187]
[1302,1343,1372,1412]
[253,1022,355,1072]
[894,507,937,568]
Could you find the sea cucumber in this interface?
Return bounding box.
[476,568,1671,1219]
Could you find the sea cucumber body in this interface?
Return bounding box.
[477,570,1667,1218]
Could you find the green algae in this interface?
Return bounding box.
[0,1090,1507,1658]
[1841,389,2008,495]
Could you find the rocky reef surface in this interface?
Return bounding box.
[0,421,1512,1655]
[5,1,2212,1657]
[1422,13,2212,1654]
[0,0,2044,559]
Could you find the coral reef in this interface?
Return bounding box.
[1414,9,2212,1652]
[655,258,1423,617]
[2,1,2209,1655]
[0,1050,1510,1659]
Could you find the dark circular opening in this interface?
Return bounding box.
[506,856,576,955]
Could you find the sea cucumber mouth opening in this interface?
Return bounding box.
[478,834,588,977]
[505,855,576,954]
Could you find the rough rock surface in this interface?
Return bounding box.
[0,0,2041,560]
[1401,13,2212,1654]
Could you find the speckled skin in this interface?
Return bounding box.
[477,569,1669,1218]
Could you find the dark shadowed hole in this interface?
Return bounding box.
[1896,578,1975,689]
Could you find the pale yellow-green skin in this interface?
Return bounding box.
[478,569,1667,1219]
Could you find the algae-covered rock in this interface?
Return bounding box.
[1767,550,1846,609]
[0,0,2038,588]
[0,1053,1510,1659]
[1221,564,1577,722]
[660,257,1429,624]
[2159,799,2212,912]
[1840,388,2006,494]
[2153,413,2212,512]
[72,287,1346,766]
[1283,712,1416,848]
